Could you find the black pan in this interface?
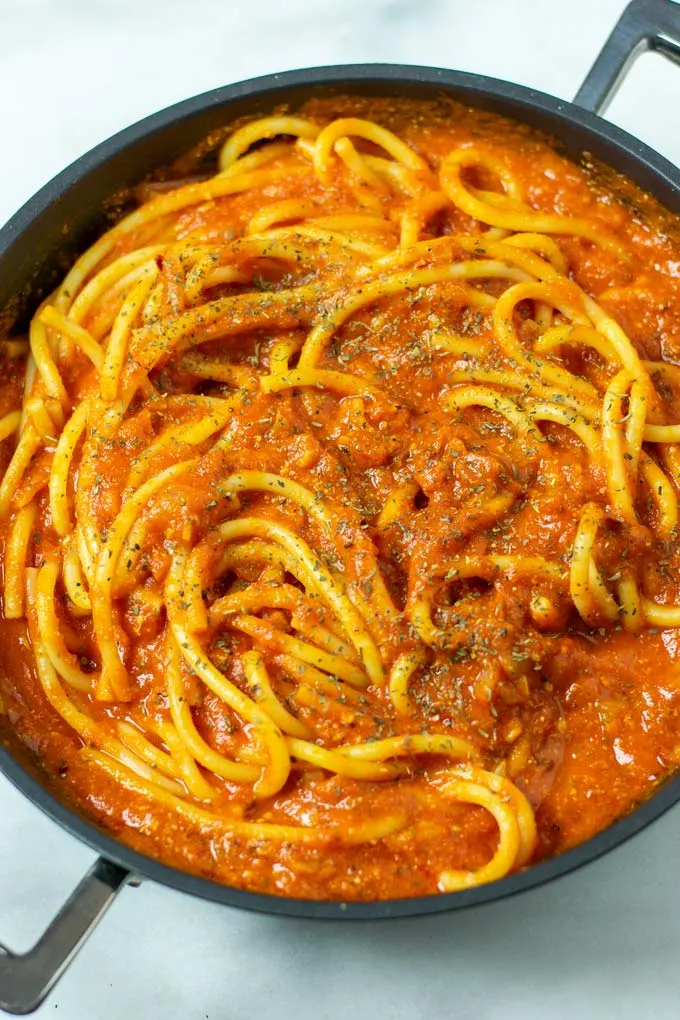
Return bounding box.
[2,0,680,1012]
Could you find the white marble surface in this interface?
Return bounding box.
[1,0,680,1016]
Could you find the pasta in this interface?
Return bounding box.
[1,95,680,902]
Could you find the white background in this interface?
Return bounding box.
[1,1,680,1017]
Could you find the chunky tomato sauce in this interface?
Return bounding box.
[1,95,680,901]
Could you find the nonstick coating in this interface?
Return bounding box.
[1,64,679,920]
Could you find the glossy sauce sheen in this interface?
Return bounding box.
[2,96,680,901]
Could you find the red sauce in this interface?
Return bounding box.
[1,96,680,901]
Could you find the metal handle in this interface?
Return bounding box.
[0,857,130,1015]
[574,0,680,114]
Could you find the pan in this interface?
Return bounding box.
[1,0,680,1011]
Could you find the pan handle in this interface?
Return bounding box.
[574,0,680,114]
[0,856,130,1015]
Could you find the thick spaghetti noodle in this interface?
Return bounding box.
[1,96,680,900]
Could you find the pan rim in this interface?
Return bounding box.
[1,60,679,919]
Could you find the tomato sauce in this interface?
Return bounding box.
[1,95,680,901]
